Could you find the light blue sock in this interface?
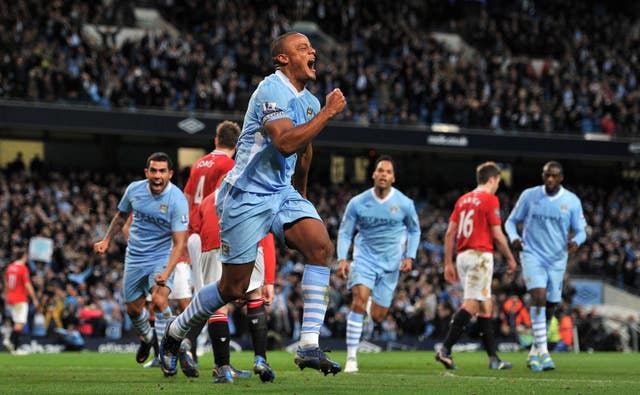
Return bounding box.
[154,306,172,348]
[169,282,225,339]
[130,308,153,343]
[531,306,548,355]
[299,265,330,348]
[346,311,364,359]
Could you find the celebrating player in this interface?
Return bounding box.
[436,161,517,370]
[505,161,586,371]
[336,155,420,373]
[159,31,346,377]
[94,152,188,368]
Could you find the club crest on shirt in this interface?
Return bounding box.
[221,241,230,256]
[560,204,568,212]
[159,204,168,213]
[306,106,313,117]
[390,205,399,214]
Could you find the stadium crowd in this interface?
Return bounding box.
[2,0,640,136]
[1,156,638,352]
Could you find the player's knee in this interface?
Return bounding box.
[150,294,168,311]
[308,239,334,266]
[351,300,367,314]
[371,312,387,324]
[219,281,248,301]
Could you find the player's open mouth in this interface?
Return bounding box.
[308,59,315,72]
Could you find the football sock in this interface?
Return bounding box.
[171,282,225,339]
[531,306,548,355]
[130,308,153,343]
[442,307,473,354]
[149,318,159,357]
[299,265,330,348]
[247,298,268,359]
[346,311,364,360]
[185,320,205,363]
[208,313,230,366]
[478,315,498,358]
[10,329,20,350]
[154,306,172,347]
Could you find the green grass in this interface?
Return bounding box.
[0,351,639,394]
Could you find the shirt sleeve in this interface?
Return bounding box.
[254,82,293,125]
[570,196,587,246]
[337,199,358,260]
[487,194,502,226]
[117,183,134,213]
[259,233,276,285]
[171,193,190,233]
[505,189,529,242]
[404,200,421,260]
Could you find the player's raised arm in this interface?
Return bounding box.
[265,89,345,156]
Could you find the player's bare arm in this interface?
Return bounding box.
[94,210,129,254]
[155,230,188,286]
[266,89,346,156]
[336,259,350,280]
[443,220,459,284]
[491,225,517,273]
[292,143,313,198]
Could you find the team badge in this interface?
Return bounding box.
[390,205,399,214]
[221,241,231,256]
[560,204,568,212]
[307,106,313,116]
[159,204,168,213]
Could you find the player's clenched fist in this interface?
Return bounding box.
[93,239,109,255]
[325,88,346,117]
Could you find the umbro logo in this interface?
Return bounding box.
[178,117,205,134]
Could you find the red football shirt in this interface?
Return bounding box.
[5,261,30,304]
[450,189,501,253]
[195,192,221,251]
[184,151,234,234]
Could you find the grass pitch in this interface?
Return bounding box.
[1,351,638,394]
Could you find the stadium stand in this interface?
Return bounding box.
[1,0,639,353]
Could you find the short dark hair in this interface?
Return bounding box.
[146,152,172,170]
[375,155,395,170]
[476,161,501,184]
[543,161,563,174]
[215,121,241,149]
[271,31,299,69]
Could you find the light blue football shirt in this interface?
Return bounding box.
[505,185,587,266]
[223,70,321,193]
[337,187,421,271]
[118,180,189,265]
